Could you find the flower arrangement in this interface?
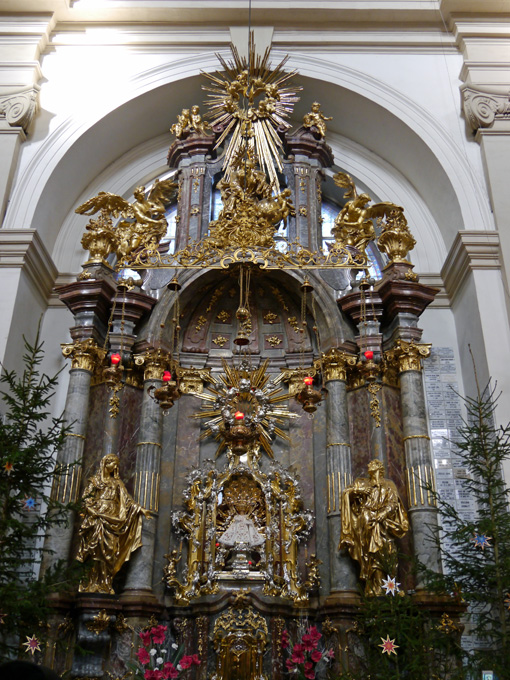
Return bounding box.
[282,624,334,679]
[131,624,200,680]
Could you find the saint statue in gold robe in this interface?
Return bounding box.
[339,459,409,595]
[77,454,149,594]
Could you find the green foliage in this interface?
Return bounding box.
[0,330,83,657]
[336,589,464,680]
[422,380,510,679]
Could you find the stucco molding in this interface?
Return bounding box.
[0,229,57,302]
[441,230,501,303]
[461,84,510,132]
[0,85,39,133]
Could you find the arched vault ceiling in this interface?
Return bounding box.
[4,53,492,264]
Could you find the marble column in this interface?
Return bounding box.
[123,349,168,595]
[386,339,441,582]
[41,340,105,572]
[322,349,358,592]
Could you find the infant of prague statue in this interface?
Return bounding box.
[219,514,265,571]
[339,459,409,596]
[77,454,150,594]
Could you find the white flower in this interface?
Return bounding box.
[156,657,164,665]
[172,643,178,650]
[177,664,182,671]
[150,649,157,656]
[160,649,167,655]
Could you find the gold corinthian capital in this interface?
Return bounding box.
[61,339,106,373]
[133,348,171,381]
[318,348,358,383]
[384,339,431,373]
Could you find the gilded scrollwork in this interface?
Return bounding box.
[133,348,172,381]
[211,606,268,680]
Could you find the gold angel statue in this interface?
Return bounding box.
[303,101,332,139]
[77,454,150,594]
[332,172,405,258]
[170,105,211,138]
[77,179,178,263]
[339,459,409,596]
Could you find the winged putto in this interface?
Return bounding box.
[76,179,178,264]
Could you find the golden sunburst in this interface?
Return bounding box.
[202,36,301,191]
[191,358,298,459]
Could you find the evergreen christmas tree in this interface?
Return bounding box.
[422,374,510,679]
[0,331,82,658]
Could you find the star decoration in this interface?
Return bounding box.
[3,462,13,475]
[379,635,399,656]
[23,635,41,655]
[505,593,510,610]
[471,533,492,551]
[23,497,36,510]
[381,575,400,596]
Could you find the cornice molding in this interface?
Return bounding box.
[461,84,510,132]
[0,229,57,303]
[0,85,39,132]
[441,230,501,302]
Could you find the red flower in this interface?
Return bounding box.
[301,633,316,651]
[136,647,151,665]
[139,630,152,647]
[281,629,290,649]
[163,663,179,679]
[285,659,296,671]
[151,625,168,645]
[291,643,305,664]
[305,668,315,679]
[310,650,322,663]
[180,655,193,669]
[307,626,321,643]
[191,654,201,666]
[145,671,163,680]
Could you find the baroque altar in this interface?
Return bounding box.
[39,41,460,680]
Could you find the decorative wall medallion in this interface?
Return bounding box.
[265,335,282,348]
[263,311,278,324]
[216,310,231,323]
[212,335,229,348]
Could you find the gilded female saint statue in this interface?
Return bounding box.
[339,459,409,596]
[77,454,150,594]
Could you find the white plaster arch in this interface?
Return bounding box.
[3,50,493,266]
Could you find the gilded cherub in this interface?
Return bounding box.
[77,179,178,262]
[170,108,191,138]
[303,101,332,138]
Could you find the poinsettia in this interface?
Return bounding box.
[282,624,334,680]
[129,622,200,680]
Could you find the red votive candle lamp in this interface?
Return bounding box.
[162,371,172,382]
[234,411,245,420]
[364,350,374,360]
[110,353,121,365]
[304,376,314,386]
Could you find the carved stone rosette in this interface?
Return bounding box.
[61,339,106,373]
